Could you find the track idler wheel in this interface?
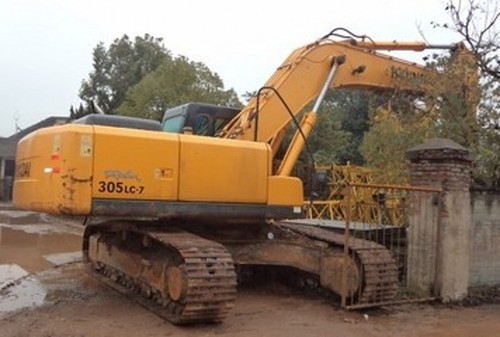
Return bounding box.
[166,266,188,302]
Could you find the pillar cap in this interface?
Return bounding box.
[406,138,473,161]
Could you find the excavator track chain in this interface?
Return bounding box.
[86,226,237,325]
[277,222,399,306]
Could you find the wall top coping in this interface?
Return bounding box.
[406,138,473,162]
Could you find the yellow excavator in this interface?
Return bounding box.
[13,28,477,324]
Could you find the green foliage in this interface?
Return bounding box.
[359,47,496,185]
[306,107,353,165]
[474,129,500,188]
[360,106,434,183]
[307,89,371,165]
[242,91,258,103]
[432,0,500,188]
[79,34,170,113]
[404,49,500,187]
[116,56,241,121]
[296,49,488,186]
[69,101,105,119]
[419,50,481,147]
[473,74,500,187]
[69,103,87,119]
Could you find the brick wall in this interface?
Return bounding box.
[406,139,473,300]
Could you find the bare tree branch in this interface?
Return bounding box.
[444,0,500,79]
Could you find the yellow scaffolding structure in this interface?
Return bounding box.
[305,164,408,226]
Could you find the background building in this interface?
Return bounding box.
[0,116,69,201]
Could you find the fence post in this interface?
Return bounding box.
[406,138,473,301]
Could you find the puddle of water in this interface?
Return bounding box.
[0,226,82,273]
[0,223,67,235]
[0,226,83,317]
[0,210,45,224]
[0,208,84,234]
[0,212,86,317]
[0,222,81,236]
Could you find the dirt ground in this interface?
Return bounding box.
[1,206,500,337]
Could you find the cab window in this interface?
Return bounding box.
[194,114,210,136]
[214,117,230,135]
[163,115,184,133]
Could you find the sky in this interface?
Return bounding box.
[0,0,460,137]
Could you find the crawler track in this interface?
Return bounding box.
[85,226,237,324]
[277,222,399,306]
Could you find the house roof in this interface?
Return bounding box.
[0,116,70,158]
[8,116,69,141]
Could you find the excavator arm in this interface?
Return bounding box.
[219,36,477,175]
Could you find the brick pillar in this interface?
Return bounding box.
[406,138,473,301]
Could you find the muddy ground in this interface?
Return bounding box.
[1,205,499,337]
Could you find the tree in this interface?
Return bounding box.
[441,0,500,79]
[306,103,353,165]
[69,103,87,119]
[360,103,436,183]
[359,2,500,186]
[300,90,370,165]
[116,55,241,121]
[78,34,170,113]
[437,0,500,187]
[360,46,481,183]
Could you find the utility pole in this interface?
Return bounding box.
[14,113,21,133]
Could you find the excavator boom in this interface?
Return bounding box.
[219,38,476,165]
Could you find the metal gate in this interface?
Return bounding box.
[306,182,442,308]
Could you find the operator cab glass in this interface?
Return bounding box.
[162,114,185,133]
[194,114,210,136]
[161,102,240,137]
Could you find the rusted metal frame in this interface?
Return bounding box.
[331,180,443,308]
[305,200,344,221]
[306,182,440,225]
[341,185,352,308]
[347,184,441,307]
[349,182,442,193]
[351,182,440,226]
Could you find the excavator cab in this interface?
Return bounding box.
[72,102,240,137]
[161,102,240,136]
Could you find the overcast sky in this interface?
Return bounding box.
[0,0,459,137]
